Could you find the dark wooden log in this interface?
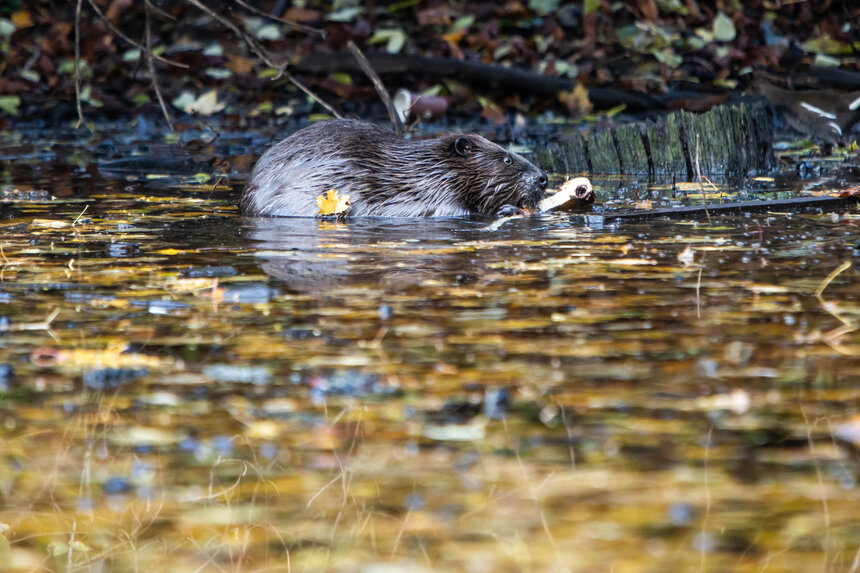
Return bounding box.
[614,123,649,175]
[589,129,620,173]
[295,53,668,113]
[534,131,589,174]
[537,103,774,179]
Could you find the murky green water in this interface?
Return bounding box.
[1,128,859,572]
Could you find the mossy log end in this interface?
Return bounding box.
[536,103,774,178]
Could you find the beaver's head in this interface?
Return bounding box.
[441,134,548,215]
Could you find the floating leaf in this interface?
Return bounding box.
[316,189,351,217]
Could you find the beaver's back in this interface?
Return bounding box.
[240,119,547,218]
[241,119,402,217]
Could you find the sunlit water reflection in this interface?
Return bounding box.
[0,139,858,572]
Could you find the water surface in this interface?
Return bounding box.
[1,129,859,572]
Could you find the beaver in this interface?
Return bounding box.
[240,119,548,217]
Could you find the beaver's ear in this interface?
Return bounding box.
[453,137,474,156]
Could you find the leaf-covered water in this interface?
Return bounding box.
[1,130,859,572]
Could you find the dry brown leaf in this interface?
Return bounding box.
[558,83,592,115]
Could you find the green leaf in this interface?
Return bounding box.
[47,541,69,557]
[713,12,736,42]
[70,540,91,552]
[0,18,14,38]
[122,48,141,62]
[368,29,407,54]
[653,49,682,68]
[0,533,10,559]
[584,0,600,15]
[133,93,151,106]
[327,7,361,22]
[255,23,280,40]
[203,43,223,57]
[331,72,352,85]
[451,15,474,33]
[605,104,626,118]
[529,0,560,16]
[205,68,232,80]
[802,35,853,56]
[813,53,841,67]
[656,0,686,14]
[555,60,579,78]
[0,95,20,115]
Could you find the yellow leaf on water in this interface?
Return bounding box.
[316,189,351,217]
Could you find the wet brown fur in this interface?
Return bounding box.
[240,119,547,217]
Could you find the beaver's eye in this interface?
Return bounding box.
[503,156,512,165]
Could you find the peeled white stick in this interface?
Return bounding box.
[538,177,594,212]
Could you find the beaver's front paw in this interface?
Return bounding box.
[495,204,527,218]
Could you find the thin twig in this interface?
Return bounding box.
[145,0,175,131]
[85,0,188,69]
[74,0,86,129]
[347,41,404,135]
[695,134,711,223]
[184,0,341,118]
[814,260,851,302]
[813,260,857,355]
[231,0,324,36]
[72,205,89,227]
[283,72,343,119]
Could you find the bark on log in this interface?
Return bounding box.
[534,103,774,178]
[295,53,668,113]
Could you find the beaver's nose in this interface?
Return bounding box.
[538,172,548,188]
